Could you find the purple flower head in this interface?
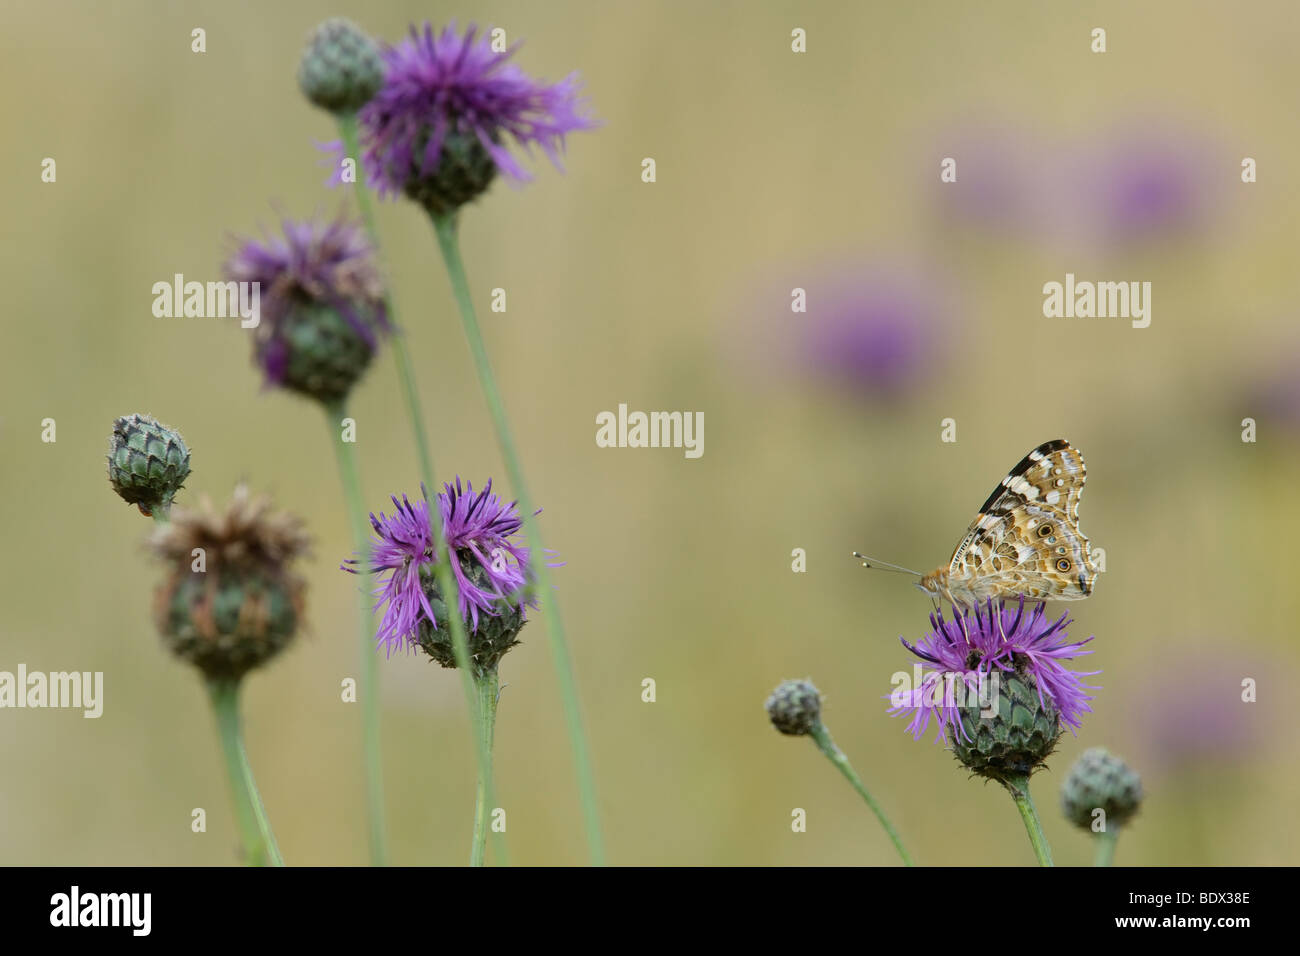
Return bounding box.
[925,117,1052,239]
[344,479,538,667]
[1130,652,1271,775]
[889,598,1098,745]
[800,263,954,401]
[1065,119,1226,248]
[224,215,389,402]
[354,22,597,212]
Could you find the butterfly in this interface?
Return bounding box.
[855,439,1100,612]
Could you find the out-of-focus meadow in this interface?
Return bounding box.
[1,0,1297,865]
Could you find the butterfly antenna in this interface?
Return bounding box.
[852,552,921,576]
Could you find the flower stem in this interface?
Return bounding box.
[470,670,501,866]
[337,114,437,490]
[324,400,387,867]
[1004,774,1055,866]
[807,723,914,865]
[430,211,605,866]
[1094,827,1120,867]
[205,677,284,866]
[334,117,505,865]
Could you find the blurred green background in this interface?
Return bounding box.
[2,0,1297,865]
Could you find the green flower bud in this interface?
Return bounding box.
[765,679,822,736]
[405,130,500,218]
[259,300,377,406]
[950,672,1061,783]
[298,18,384,115]
[414,558,525,677]
[1061,747,1144,831]
[107,413,191,517]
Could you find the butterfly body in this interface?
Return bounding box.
[863,439,1099,611]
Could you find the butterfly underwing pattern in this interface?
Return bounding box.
[915,439,1100,609]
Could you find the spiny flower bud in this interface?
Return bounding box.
[403,131,500,219]
[150,485,310,681]
[107,413,191,517]
[413,557,525,674]
[765,679,822,736]
[950,672,1061,783]
[261,300,377,405]
[1061,747,1144,831]
[298,18,384,115]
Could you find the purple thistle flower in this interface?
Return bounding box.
[889,598,1098,745]
[352,22,596,214]
[344,479,539,669]
[802,267,948,400]
[1065,119,1226,248]
[224,215,389,403]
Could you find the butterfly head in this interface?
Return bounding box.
[916,566,948,600]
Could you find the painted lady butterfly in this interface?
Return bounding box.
[856,439,1100,610]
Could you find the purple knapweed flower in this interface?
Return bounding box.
[924,117,1052,240]
[1130,653,1269,775]
[729,257,955,404]
[351,21,596,215]
[1064,119,1226,249]
[802,267,946,400]
[889,598,1098,747]
[224,215,388,404]
[344,479,538,673]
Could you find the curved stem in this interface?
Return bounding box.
[808,723,914,865]
[1095,827,1120,867]
[1004,774,1055,866]
[430,212,605,866]
[324,400,387,866]
[205,677,284,866]
[335,116,505,865]
[469,670,501,866]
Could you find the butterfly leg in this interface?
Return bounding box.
[943,587,971,643]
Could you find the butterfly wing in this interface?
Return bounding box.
[946,439,1098,602]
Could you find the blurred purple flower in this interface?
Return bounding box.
[224,215,388,393]
[352,21,596,209]
[1131,654,1268,773]
[344,479,535,654]
[926,118,1051,238]
[1248,349,1300,430]
[1066,120,1225,247]
[889,598,1098,743]
[799,263,952,400]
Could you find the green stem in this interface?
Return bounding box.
[808,723,914,865]
[1094,827,1120,867]
[1004,774,1055,866]
[430,212,605,866]
[205,677,284,866]
[337,114,437,490]
[336,115,505,865]
[470,670,501,866]
[324,400,387,866]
